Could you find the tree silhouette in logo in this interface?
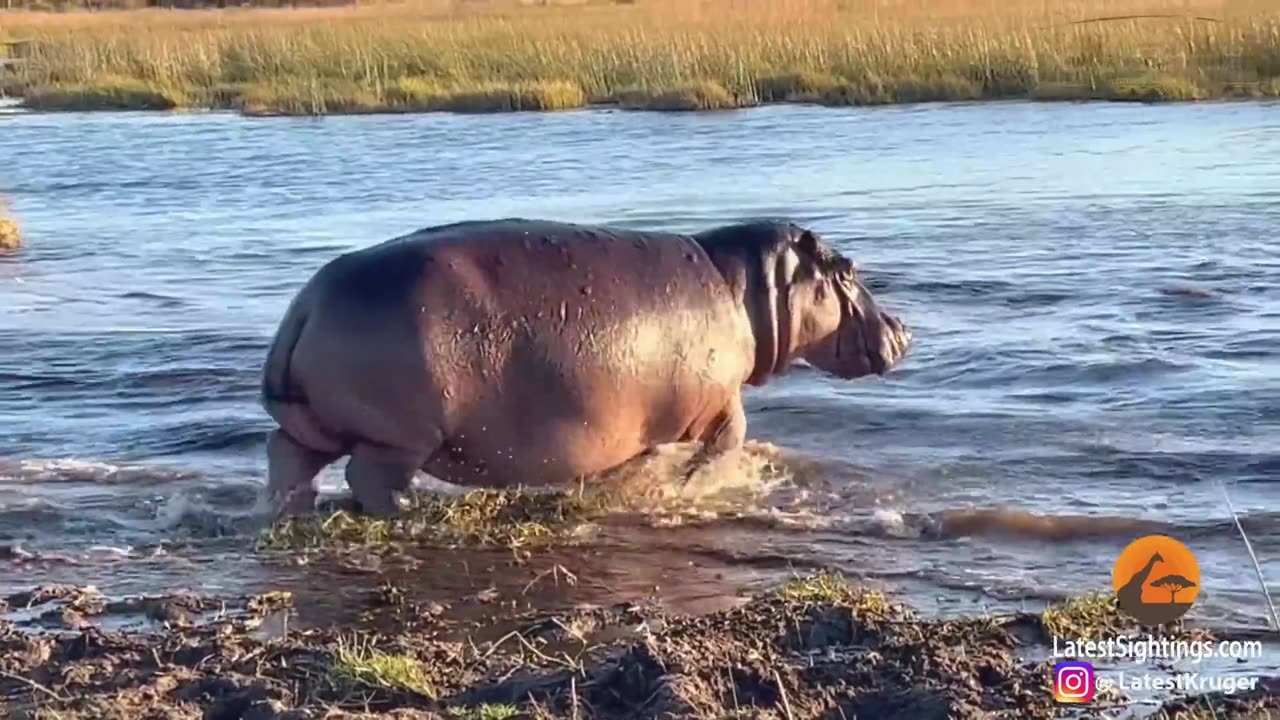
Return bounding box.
[1112,535,1201,626]
[1151,574,1197,604]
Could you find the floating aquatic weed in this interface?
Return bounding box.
[1040,591,1124,638]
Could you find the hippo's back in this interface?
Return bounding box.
[399,218,752,384]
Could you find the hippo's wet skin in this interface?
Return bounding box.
[260,218,911,516]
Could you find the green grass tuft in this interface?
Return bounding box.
[446,705,521,720]
[777,570,904,621]
[329,635,436,699]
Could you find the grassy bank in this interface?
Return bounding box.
[0,0,1278,115]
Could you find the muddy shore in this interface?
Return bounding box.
[5,578,1280,719]
[4,490,1280,719]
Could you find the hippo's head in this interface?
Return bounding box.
[695,222,911,385]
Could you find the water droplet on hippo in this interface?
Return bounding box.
[581,286,592,296]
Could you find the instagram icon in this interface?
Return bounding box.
[1054,661,1095,703]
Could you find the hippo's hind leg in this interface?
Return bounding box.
[344,442,430,517]
[679,394,748,484]
[266,428,340,517]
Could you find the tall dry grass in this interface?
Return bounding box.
[0,198,21,250]
[1,0,1278,114]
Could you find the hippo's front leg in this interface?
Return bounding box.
[679,394,747,484]
[344,441,429,517]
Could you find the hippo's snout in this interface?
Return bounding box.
[874,312,911,375]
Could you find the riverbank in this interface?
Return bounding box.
[3,574,1277,719]
[1,0,1278,115]
[5,488,1278,718]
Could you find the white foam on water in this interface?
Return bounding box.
[12,458,124,481]
[83,546,133,561]
[869,507,917,538]
[585,439,797,522]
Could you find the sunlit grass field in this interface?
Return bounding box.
[1,0,1278,114]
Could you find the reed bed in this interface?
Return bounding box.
[1,0,1278,114]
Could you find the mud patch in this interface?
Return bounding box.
[3,571,1274,719]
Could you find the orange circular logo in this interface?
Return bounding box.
[1112,534,1201,625]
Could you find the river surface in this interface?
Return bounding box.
[2,100,1279,677]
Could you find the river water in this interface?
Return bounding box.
[2,101,1278,658]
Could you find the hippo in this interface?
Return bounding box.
[259,218,911,517]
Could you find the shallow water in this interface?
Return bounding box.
[2,101,1279,666]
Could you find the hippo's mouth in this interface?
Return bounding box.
[834,315,882,376]
[863,318,887,376]
[835,280,885,376]
[875,311,910,374]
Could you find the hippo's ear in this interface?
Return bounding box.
[793,228,823,260]
[794,228,857,279]
[833,255,856,278]
[792,228,837,276]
